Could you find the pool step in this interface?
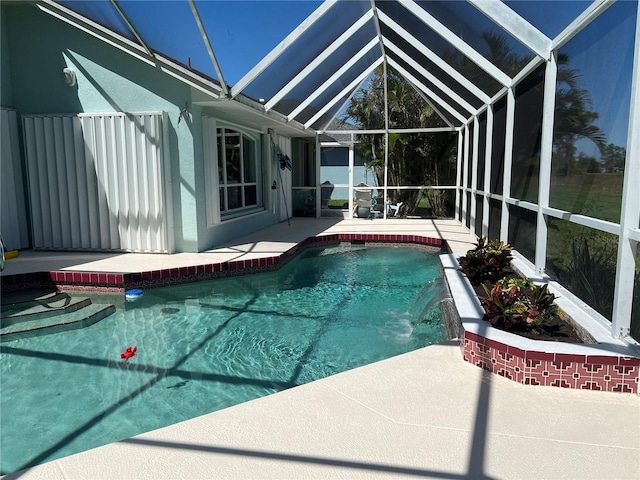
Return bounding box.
[0,290,115,341]
[1,292,92,322]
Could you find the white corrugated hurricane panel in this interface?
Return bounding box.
[22,112,170,253]
[0,108,30,251]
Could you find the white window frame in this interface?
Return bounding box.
[202,117,263,225]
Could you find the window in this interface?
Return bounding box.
[217,128,261,218]
[202,116,263,225]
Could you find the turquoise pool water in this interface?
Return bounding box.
[0,246,447,474]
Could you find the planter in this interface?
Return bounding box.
[440,252,640,394]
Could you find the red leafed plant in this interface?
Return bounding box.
[480,278,558,332]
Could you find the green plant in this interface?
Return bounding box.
[480,281,558,331]
[457,236,513,285]
[497,277,534,290]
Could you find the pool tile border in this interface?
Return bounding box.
[442,253,640,395]
[461,331,639,393]
[0,234,446,294]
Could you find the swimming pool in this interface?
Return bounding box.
[0,245,447,474]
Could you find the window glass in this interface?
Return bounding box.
[511,65,544,203]
[224,130,241,183]
[293,189,317,217]
[466,123,474,189]
[217,135,224,183]
[274,22,380,116]
[388,132,456,217]
[118,1,216,78]
[376,0,503,96]
[488,198,501,241]
[503,1,592,39]
[320,146,350,185]
[546,219,618,320]
[219,188,225,212]
[490,97,506,194]
[243,0,369,102]
[550,2,636,223]
[227,186,242,210]
[508,206,536,262]
[243,137,256,183]
[465,194,471,229]
[381,26,485,110]
[296,52,382,126]
[216,128,260,216]
[475,194,483,236]
[416,0,534,77]
[388,51,469,120]
[244,185,257,206]
[476,112,486,191]
[292,139,316,188]
[59,1,136,41]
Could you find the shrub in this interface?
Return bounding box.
[458,236,513,285]
[480,281,558,331]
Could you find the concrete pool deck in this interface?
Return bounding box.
[2,218,639,479]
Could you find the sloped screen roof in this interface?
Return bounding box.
[43,0,609,132]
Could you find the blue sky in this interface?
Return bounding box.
[201,1,323,84]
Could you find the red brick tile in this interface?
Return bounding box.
[525,350,553,362]
[497,350,514,363]
[464,330,485,344]
[579,363,606,376]
[485,338,507,353]
[586,355,619,365]
[496,367,515,381]
[474,359,491,371]
[577,378,606,391]
[525,358,547,373]
[554,352,586,364]
[540,371,562,387]
[506,344,525,358]
[549,360,577,374]
[502,364,524,383]
[549,378,573,389]
[523,375,542,386]
[612,364,638,377]
[611,382,635,393]
[618,356,640,367]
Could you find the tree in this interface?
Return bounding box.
[553,53,606,176]
[342,66,457,216]
[601,143,626,173]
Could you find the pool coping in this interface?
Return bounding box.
[0,233,448,294]
[441,252,640,394]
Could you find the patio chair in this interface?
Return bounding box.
[354,183,373,218]
[320,181,334,209]
[387,201,403,217]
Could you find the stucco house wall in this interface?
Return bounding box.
[0,3,285,253]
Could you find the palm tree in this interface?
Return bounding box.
[342,66,456,216]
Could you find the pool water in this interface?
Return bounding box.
[0,246,447,474]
